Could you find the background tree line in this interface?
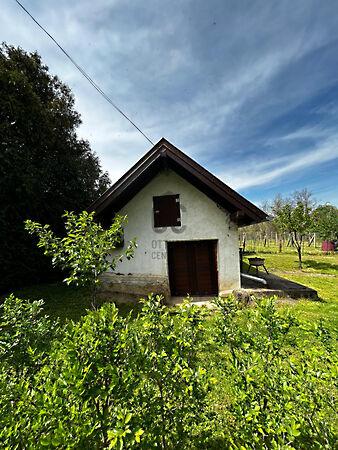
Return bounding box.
[240,189,338,268]
[0,44,110,292]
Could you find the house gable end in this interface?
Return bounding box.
[89,138,267,227]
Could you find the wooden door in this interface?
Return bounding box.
[167,240,218,296]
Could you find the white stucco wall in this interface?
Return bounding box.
[109,169,240,292]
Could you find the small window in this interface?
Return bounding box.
[153,194,181,228]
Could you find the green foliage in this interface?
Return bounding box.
[274,202,313,236]
[0,44,110,291]
[0,295,60,449]
[312,204,338,241]
[29,303,140,449]
[243,190,314,245]
[0,301,138,449]
[274,200,313,268]
[213,296,337,449]
[0,292,336,449]
[0,294,58,374]
[133,295,211,448]
[25,211,137,308]
[0,296,210,449]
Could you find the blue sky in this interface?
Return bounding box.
[2,0,338,206]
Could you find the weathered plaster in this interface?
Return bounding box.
[100,273,170,301]
[104,169,240,295]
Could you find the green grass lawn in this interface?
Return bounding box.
[7,283,138,322]
[5,247,338,328]
[243,248,338,329]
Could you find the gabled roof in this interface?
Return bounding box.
[89,138,267,227]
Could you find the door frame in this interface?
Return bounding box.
[166,239,219,296]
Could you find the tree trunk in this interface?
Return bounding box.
[297,246,302,270]
[292,232,303,270]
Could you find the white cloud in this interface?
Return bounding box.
[268,126,333,143]
[220,135,338,190]
[1,0,338,202]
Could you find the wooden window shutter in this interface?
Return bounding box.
[153,194,181,227]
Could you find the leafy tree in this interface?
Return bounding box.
[25,211,136,308]
[240,190,319,254]
[312,204,338,241]
[0,44,110,292]
[240,194,286,252]
[273,192,314,269]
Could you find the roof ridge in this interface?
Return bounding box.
[88,138,267,226]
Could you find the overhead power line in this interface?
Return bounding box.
[14,0,154,145]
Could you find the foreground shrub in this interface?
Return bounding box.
[0,294,336,449]
[133,296,210,448]
[26,302,139,449]
[213,296,337,449]
[0,295,60,449]
[0,294,59,374]
[0,295,210,449]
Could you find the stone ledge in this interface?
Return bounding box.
[99,273,170,300]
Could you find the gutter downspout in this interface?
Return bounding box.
[241,272,268,286]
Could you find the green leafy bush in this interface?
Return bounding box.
[0,295,210,449]
[0,294,58,374]
[25,211,137,308]
[132,295,211,449]
[0,294,336,449]
[213,296,337,449]
[312,204,338,241]
[0,295,60,449]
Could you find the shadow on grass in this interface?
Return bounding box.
[302,259,338,273]
[2,282,140,323]
[314,296,327,303]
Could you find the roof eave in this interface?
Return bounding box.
[89,138,268,226]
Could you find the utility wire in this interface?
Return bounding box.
[14,0,154,145]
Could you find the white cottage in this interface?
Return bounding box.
[89,138,267,300]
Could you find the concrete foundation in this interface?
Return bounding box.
[99,273,170,302]
[98,271,318,306]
